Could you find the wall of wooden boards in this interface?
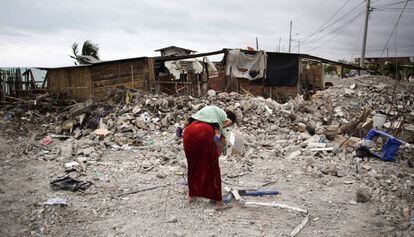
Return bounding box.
[47,67,92,100]
[46,58,149,100]
[90,59,149,98]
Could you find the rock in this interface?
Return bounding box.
[344,88,355,96]
[375,83,387,91]
[287,150,301,159]
[362,164,372,171]
[315,125,326,135]
[356,188,371,203]
[321,163,337,176]
[167,216,178,223]
[81,147,95,156]
[207,90,216,97]
[94,128,110,138]
[141,160,152,169]
[59,140,73,160]
[179,159,187,168]
[156,171,167,179]
[336,169,346,177]
[173,231,184,237]
[132,105,141,114]
[135,118,148,130]
[297,123,307,133]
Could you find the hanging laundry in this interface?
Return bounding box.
[225,49,267,81]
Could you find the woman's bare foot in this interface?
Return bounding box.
[187,196,197,203]
[214,201,231,211]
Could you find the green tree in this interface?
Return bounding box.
[70,40,100,65]
[324,64,336,76]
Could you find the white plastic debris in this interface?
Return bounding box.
[45,197,68,205]
[228,131,245,155]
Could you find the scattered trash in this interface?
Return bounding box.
[111,184,171,198]
[64,161,80,172]
[358,129,404,161]
[45,197,68,206]
[372,114,387,129]
[50,176,92,191]
[40,135,53,146]
[238,190,279,197]
[228,131,245,155]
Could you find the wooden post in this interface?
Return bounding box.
[261,69,266,98]
[147,59,156,92]
[131,65,134,89]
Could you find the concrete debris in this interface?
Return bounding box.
[44,197,68,206]
[356,187,371,203]
[1,75,413,236]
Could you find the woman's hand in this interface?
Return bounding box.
[222,119,233,128]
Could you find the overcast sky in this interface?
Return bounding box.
[1,0,413,67]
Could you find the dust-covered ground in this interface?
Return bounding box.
[1,76,413,237]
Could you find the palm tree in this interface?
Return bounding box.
[70,40,100,65]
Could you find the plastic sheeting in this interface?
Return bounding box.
[226,49,267,81]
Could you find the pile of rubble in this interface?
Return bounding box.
[41,76,412,158]
[1,75,413,235]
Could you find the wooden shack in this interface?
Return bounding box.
[41,57,154,100]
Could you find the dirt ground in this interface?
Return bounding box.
[1,76,413,236]
[0,131,412,237]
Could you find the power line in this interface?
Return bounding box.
[306,11,365,52]
[374,0,412,7]
[307,0,354,38]
[379,0,410,57]
[300,9,364,48]
[299,0,366,46]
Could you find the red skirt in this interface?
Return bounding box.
[183,121,222,201]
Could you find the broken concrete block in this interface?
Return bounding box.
[94,128,110,138]
[207,90,216,97]
[321,163,337,176]
[356,188,371,203]
[81,147,95,156]
[287,150,301,159]
[132,105,141,114]
[297,123,307,133]
[135,118,148,130]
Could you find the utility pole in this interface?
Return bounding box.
[278,37,281,52]
[298,41,300,53]
[256,37,259,50]
[289,21,292,53]
[360,0,371,67]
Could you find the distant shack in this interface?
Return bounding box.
[39,57,155,100]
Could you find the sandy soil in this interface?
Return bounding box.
[1,132,412,237]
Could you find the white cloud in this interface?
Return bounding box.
[0,0,413,67]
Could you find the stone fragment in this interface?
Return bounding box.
[356,188,371,203]
[207,90,216,97]
[321,163,337,176]
[167,216,178,223]
[297,123,307,133]
[287,150,301,159]
[132,105,141,114]
[81,147,95,156]
[156,171,167,179]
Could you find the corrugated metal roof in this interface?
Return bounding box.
[38,56,148,70]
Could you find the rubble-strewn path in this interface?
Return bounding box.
[1,76,413,236]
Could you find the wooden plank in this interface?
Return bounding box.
[147,58,156,91]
